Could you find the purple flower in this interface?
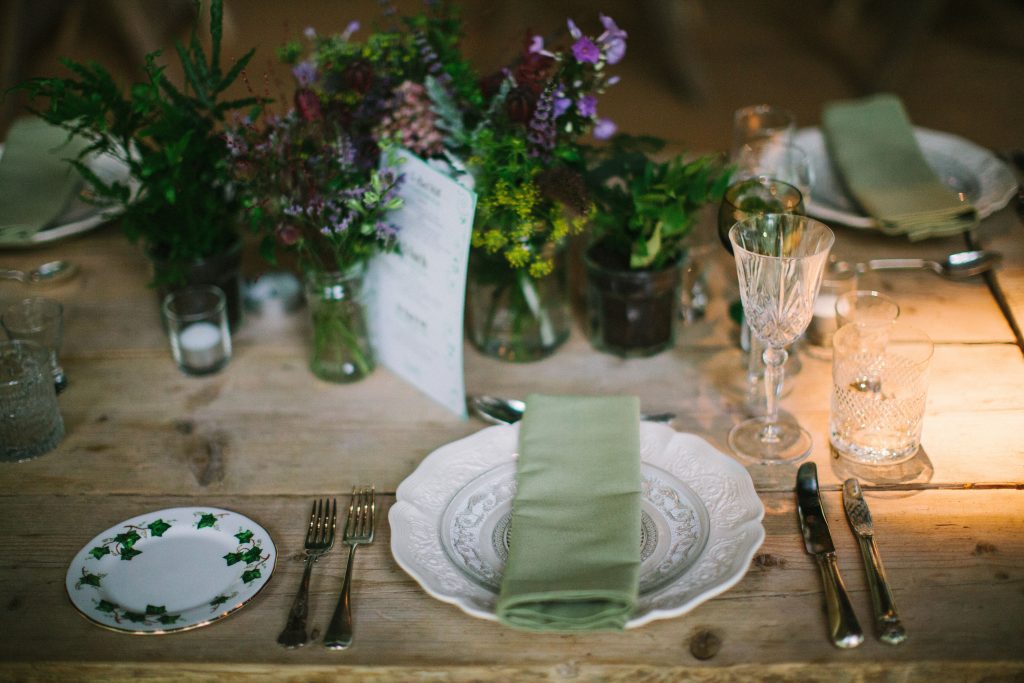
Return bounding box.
[553,96,572,118]
[292,60,317,87]
[341,20,360,40]
[567,18,582,40]
[572,36,600,64]
[375,221,399,239]
[303,26,317,40]
[593,118,616,140]
[576,95,597,118]
[529,35,545,54]
[598,14,628,64]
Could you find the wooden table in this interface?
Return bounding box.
[1,207,1022,681]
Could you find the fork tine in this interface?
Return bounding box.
[305,499,318,545]
[327,498,337,546]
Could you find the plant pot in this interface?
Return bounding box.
[304,266,374,383]
[584,245,683,357]
[151,239,244,331]
[464,246,570,362]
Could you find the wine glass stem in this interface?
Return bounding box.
[761,345,788,442]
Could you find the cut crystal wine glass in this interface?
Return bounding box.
[728,213,834,464]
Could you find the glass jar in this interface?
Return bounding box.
[304,266,374,383]
[584,246,682,357]
[464,246,570,362]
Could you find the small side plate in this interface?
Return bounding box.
[65,507,276,634]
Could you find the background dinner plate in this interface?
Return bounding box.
[390,422,765,628]
[66,507,276,634]
[0,143,130,248]
[795,126,1018,229]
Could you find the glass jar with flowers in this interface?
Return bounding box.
[583,135,732,356]
[228,93,403,382]
[15,0,259,330]
[424,15,629,361]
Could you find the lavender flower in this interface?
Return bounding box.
[567,18,582,40]
[528,88,556,157]
[598,14,628,65]
[303,26,317,40]
[375,221,398,239]
[571,36,600,64]
[341,21,360,41]
[576,95,597,118]
[552,92,572,118]
[528,36,545,54]
[292,61,317,87]
[593,118,617,140]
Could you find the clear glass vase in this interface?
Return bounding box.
[304,266,374,383]
[464,247,570,362]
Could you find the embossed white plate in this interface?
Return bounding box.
[795,126,1018,229]
[390,423,765,628]
[0,143,130,248]
[66,507,276,634]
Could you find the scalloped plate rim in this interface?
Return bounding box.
[389,423,765,629]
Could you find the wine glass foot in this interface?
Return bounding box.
[728,417,812,465]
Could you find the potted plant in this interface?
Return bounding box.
[227,83,404,383]
[15,0,259,329]
[583,135,732,357]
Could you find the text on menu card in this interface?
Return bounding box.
[366,149,477,417]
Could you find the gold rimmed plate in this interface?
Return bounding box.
[65,507,276,634]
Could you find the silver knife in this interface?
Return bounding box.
[842,478,908,645]
[796,462,863,649]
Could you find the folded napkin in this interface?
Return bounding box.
[822,94,978,240]
[0,117,88,245]
[496,394,641,632]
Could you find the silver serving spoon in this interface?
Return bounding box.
[861,250,1000,280]
[0,260,78,285]
[468,394,676,425]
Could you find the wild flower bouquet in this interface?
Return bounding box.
[227,68,405,382]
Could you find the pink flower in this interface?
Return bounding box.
[294,89,322,121]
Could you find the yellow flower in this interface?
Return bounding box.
[505,245,530,268]
[529,258,553,278]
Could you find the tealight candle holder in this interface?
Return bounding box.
[162,286,232,376]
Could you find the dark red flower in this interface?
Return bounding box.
[294,88,322,122]
[276,223,300,246]
[343,59,375,95]
[505,86,536,125]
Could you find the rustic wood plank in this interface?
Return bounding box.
[0,491,1021,674]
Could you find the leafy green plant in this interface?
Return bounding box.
[14,0,261,285]
[584,135,733,270]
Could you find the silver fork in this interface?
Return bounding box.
[277,498,336,648]
[323,486,376,650]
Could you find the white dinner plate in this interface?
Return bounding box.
[66,507,276,634]
[390,422,765,628]
[795,126,1018,229]
[0,143,130,248]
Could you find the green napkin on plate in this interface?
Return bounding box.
[822,94,978,240]
[0,117,88,245]
[496,394,641,632]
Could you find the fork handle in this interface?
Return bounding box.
[323,544,358,649]
[276,554,317,648]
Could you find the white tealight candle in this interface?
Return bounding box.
[178,322,225,370]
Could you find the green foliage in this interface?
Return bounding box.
[584,135,733,270]
[13,0,261,286]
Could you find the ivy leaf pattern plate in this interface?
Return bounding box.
[65,507,276,634]
[390,423,765,628]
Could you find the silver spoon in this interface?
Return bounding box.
[468,394,676,425]
[0,260,78,285]
[861,250,1000,280]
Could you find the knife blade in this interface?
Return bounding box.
[796,462,863,649]
[843,478,907,645]
[963,230,1024,357]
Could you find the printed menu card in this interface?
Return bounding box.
[367,150,476,417]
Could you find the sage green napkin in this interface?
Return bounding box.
[822,94,978,240]
[496,394,641,632]
[0,117,87,245]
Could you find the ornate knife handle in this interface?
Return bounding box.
[815,552,864,649]
[858,536,907,645]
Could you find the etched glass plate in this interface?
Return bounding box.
[390,423,765,628]
[440,461,710,595]
[794,126,1018,229]
[65,507,276,634]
